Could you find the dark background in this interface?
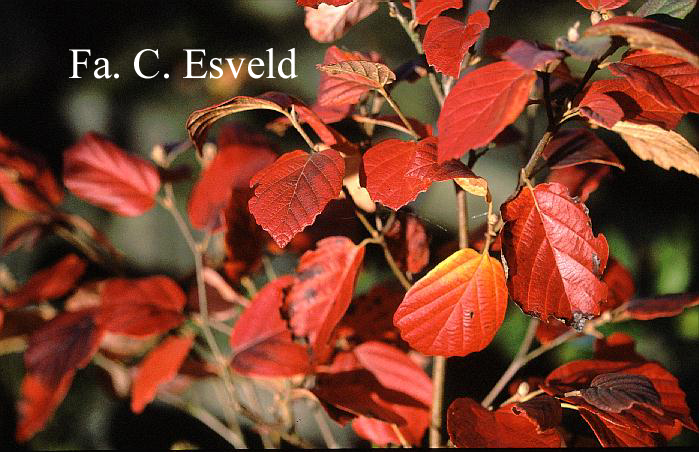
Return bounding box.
[1,0,697,448]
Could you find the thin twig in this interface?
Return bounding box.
[351,114,414,136]
[378,88,419,139]
[481,317,540,408]
[289,105,317,150]
[391,423,412,448]
[313,405,340,448]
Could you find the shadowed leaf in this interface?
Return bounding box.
[635,0,696,19]
[627,292,699,319]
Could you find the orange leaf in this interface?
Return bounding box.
[576,0,629,11]
[249,149,345,248]
[394,248,507,356]
[413,0,462,25]
[131,335,194,413]
[16,372,75,442]
[437,61,536,162]
[63,133,160,216]
[501,182,609,327]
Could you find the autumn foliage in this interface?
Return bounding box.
[2,0,699,448]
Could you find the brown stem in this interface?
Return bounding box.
[481,317,540,408]
[378,88,419,139]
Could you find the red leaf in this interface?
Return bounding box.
[16,372,74,442]
[249,149,345,248]
[578,408,662,447]
[413,0,462,25]
[608,50,699,113]
[63,133,161,216]
[131,335,194,413]
[97,276,186,337]
[501,183,609,327]
[298,0,353,7]
[437,61,536,162]
[317,46,380,107]
[584,16,699,68]
[576,0,629,11]
[25,309,103,388]
[627,292,699,320]
[423,12,490,78]
[502,40,564,71]
[385,213,430,274]
[594,332,645,362]
[223,189,268,281]
[546,163,611,203]
[0,134,63,213]
[583,78,683,129]
[601,257,635,311]
[304,0,378,43]
[286,237,365,362]
[0,254,87,310]
[447,397,564,447]
[351,341,432,446]
[362,137,485,209]
[187,124,276,231]
[230,276,311,377]
[394,248,507,356]
[543,128,624,170]
[536,319,576,345]
[578,92,625,128]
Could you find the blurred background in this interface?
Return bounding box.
[1,0,697,448]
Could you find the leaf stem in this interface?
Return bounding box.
[313,404,340,448]
[481,317,540,408]
[351,114,415,137]
[288,105,318,151]
[378,88,419,139]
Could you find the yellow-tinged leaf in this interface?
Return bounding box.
[612,121,699,177]
[455,176,488,198]
[393,248,507,357]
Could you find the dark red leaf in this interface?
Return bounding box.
[542,359,698,441]
[501,182,609,327]
[385,213,430,274]
[437,61,536,162]
[97,276,186,337]
[576,0,629,11]
[362,137,486,209]
[248,149,345,248]
[502,40,564,71]
[63,133,160,216]
[223,189,268,281]
[230,276,311,377]
[394,248,507,356]
[336,285,405,346]
[535,319,577,345]
[423,12,490,78]
[1,215,55,254]
[16,372,74,442]
[594,332,645,362]
[583,78,683,129]
[131,335,194,413]
[286,237,365,362]
[578,92,625,128]
[627,292,699,320]
[578,408,663,447]
[546,163,611,203]
[578,373,661,412]
[601,257,635,311]
[304,0,379,43]
[608,50,699,113]
[512,394,563,432]
[187,124,276,231]
[0,254,87,310]
[186,267,247,319]
[543,128,624,170]
[413,0,462,25]
[0,134,63,213]
[447,397,564,447]
[25,308,103,387]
